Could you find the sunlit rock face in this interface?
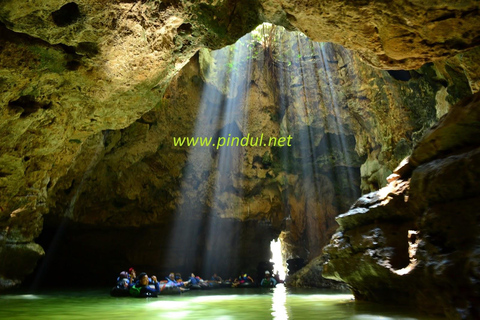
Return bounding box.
[0,0,478,291]
[261,0,480,69]
[323,93,480,319]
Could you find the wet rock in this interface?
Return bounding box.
[0,243,44,290]
[336,180,412,231]
[323,92,480,319]
[286,255,348,290]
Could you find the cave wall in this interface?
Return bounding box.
[31,218,277,287]
[261,0,480,69]
[323,92,480,319]
[0,0,479,291]
[39,26,473,286]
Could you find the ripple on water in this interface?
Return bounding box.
[0,288,442,320]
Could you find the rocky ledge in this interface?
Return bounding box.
[322,92,480,319]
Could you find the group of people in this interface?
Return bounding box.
[111,268,162,297]
[231,270,278,288]
[111,268,279,297]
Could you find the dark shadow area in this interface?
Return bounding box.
[387,70,412,81]
[52,2,81,27]
[287,258,305,275]
[8,95,51,118]
[23,217,276,290]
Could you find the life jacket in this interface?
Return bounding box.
[190,276,200,285]
[129,285,141,297]
[260,278,272,287]
[129,284,158,297]
[239,274,250,283]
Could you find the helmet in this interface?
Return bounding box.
[265,271,270,275]
[119,278,129,287]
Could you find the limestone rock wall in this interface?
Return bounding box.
[42,27,472,286]
[323,92,480,319]
[261,0,480,69]
[0,0,205,289]
[0,0,479,290]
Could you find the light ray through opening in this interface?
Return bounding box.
[164,22,361,281]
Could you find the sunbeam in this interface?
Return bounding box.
[164,23,361,282]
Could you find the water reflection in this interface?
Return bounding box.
[0,294,41,300]
[351,316,418,320]
[0,288,443,320]
[271,284,288,319]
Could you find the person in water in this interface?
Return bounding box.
[119,271,134,286]
[233,272,254,287]
[211,273,223,282]
[260,271,277,288]
[187,273,209,288]
[128,267,137,283]
[128,267,155,285]
[188,273,199,285]
[129,272,160,297]
[162,272,189,292]
[111,271,134,296]
[166,272,178,284]
[116,271,129,283]
[166,272,187,287]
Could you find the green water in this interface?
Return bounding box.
[0,285,442,320]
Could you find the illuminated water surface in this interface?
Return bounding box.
[0,285,442,320]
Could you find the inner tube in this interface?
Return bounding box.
[110,287,130,297]
[189,284,202,290]
[200,283,212,290]
[208,282,223,289]
[160,285,181,295]
[138,291,158,298]
[237,282,256,288]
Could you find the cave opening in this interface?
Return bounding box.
[23,23,368,291]
[151,22,364,282]
[270,235,287,281]
[4,14,474,319]
[0,0,478,317]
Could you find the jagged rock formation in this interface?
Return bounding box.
[323,92,480,319]
[0,0,478,306]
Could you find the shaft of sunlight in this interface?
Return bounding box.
[163,48,229,276]
[203,32,255,276]
[316,42,357,199]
